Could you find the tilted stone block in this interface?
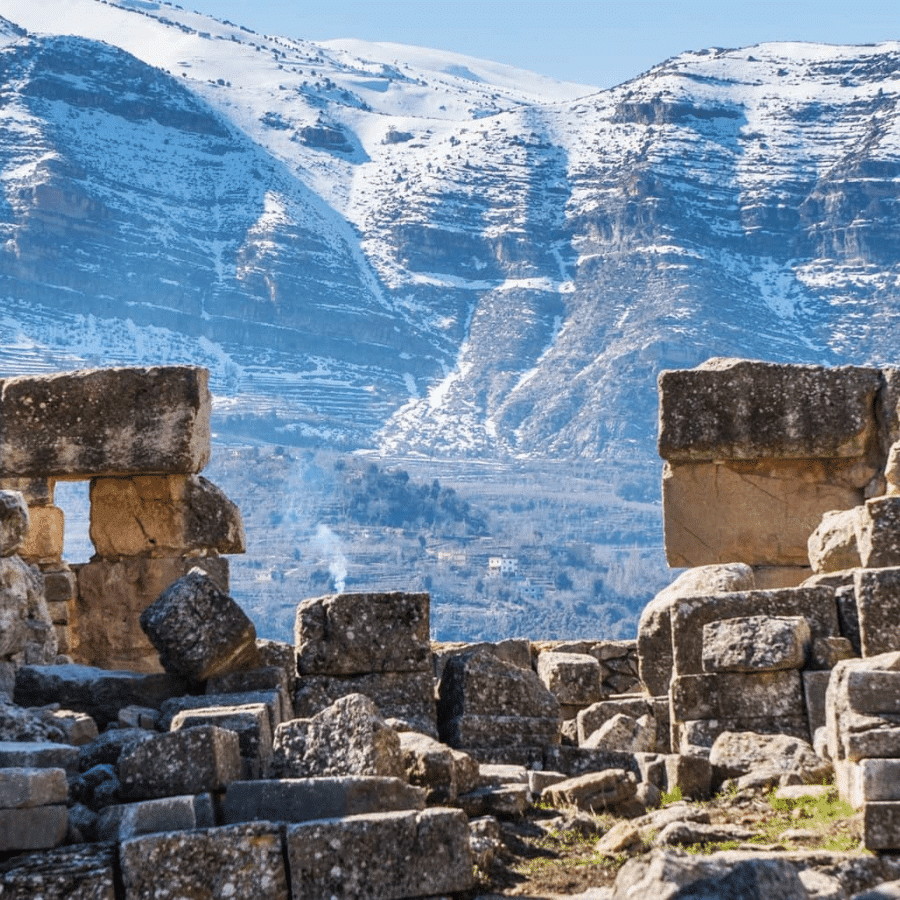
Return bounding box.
[0,843,116,899]
[671,671,805,722]
[0,767,67,808]
[285,808,473,900]
[637,563,755,696]
[120,822,288,900]
[658,360,882,461]
[15,663,186,730]
[295,591,430,675]
[857,496,900,568]
[0,491,29,556]
[582,713,655,753]
[0,805,67,851]
[863,802,900,851]
[0,366,211,477]
[855,568,900,657]
[96,794,199,842]
[669,586,838,677]
[536,651,601,706]
[269,693,403,779]
[72,555,229,673]
[701,615,810,673]
[0,477,53,507]
[0,742,79,774]
[160,687,287,733]
[118,725,241,800]
[223,776,425,825]
[89,475,244,559]
[807,507,863,573]
[140,567,257,682]
[293,670,436,735]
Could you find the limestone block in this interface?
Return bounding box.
[0,843,116,899]
[160,688,287,734]
[285,808,473,900]
[0,556,56,665]
[117,705,158,729]
[457,783,530,817]
[207,665,289,699]
[0,491,28,556]
[118,725,241,800]
[293,670,436,735]
[0,477,53,507]
[802,670,832,742]
[140,567,256,682]
[399,731,478,803]
[15,663,185,730]
[664,753,712,800]
[671,671,804,722]
[858,496,900,568]
[845,670,900,716]
[809,636,855,670]
[709,731,830,782]
[669,586,839,677]
[120,822,288,900]
[701,615,810,673]
[637,563,755,696]
[72,555,229,673]
[440,714,561,752]
[808,507,864,573]
[0,767,67,808]
[849,760,900,807]
[42,566,76,604]
[96,794,198,841]
[269,693,403,779]
[89,475,244,559]
[18,505,63,564]
[583,713,656,753]
[751,566,812,589]
[0,366,211,477]
[658,360,882,461]
[77,729,155,772]
[432,638,533,682]
[854,568,900,657]
[223,776,425,825]
[0,742,79,773]
[887,440,900,494]
[255,638,297,696]
[543,769,637,813]
[536,651,601,706]
[0,805,67,851]
[544,746,642,779]
[673,717,811,754]
[863,802,900,850]
[170,703,272,779]
[663,458,866,568]
[295,591,430,675]
[45,710,98,747]
[577,696,653,745]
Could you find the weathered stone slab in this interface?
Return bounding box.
[160,688,286,734]
[0,366,211,477]
[577,696,668,752]
[658,360,882,460]
[285,808,473,900]
[399,732,478,803]
[845,670,900,716]
[223,776,425,825]
[0,742,79,773]
[536,651,601,706]
[120,821,288,900]
[77,729,154,772]
[295,591,430,675]
[808,507,864,573]
[855,568,900,658]
[674,717,811,754]
[18,505,64,564]
[701,615,810,673]
[440,714,560,751]
[671,671,805,722]
[89,475,244,559]
[663,458,865,567]
[709,731,830,783]
[96,794,198,841]
[543,769,637,813]
[0,556,56,666]
[118,725,241,800]
[543,746,641,779]
[637,563,755,696]
[0,842,116,899]
[863,802,900,851]
[849,760,900,807]
[802,670,832,742]
[0,767,67,808]
[269,693,402,779]
[583,713,656,753]
[140,567,257,682]
[72,555,229,673]
[15,663,186,729]
[293,670,436,734]
[669,587,838,677]
[207,664,289,698]
[0,491,28,556]
[858,496,900,568]
[0,805,67,851]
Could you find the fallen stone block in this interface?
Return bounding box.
[72,555,230,673]
[671,670,805,722]
[269,693,402,779]
[439,714,560,752]
[285,808,473,900]
[670,586,838,677]
[120,821,288,900]
[809,635,855,669]
[41,709,98,747]
[582,712,655,752]
[77,728,155,772]
[96,794,199,842]
[664,753,712,800]
[577,696,668,751]
[457,784,529,818]
[701,615,810,673]
[0,742,79,773]
[170,703,272,779]
[160,687,287,734]
[0,805,67,851]
[89,474,244,559]
[399,731,478,804]
[0,366,211,477]
[295,591,430,675]
[14,663,186,729]
[709,731,830,784]
[845,670,900,716]
[543,769,637,813]
[117,705,158,730]
[637,563,755,697]
[543,746,641,780]
[0,767,67,808]
[255,639,297,696]
[223,776,424,825]
[854,568,900,658]
[118,725,241,800]
[863,802,900,851]
[808,507,864,573]
[0,491,29,556]
[536,651,601,706]
[140,567,257,682]
[674,717,811,755]
[857,496,900,568]
[432,638,532,682]
[0,556,57,666]
[293,670,436,735]
[0,842,116,899]
[207,664,289,698]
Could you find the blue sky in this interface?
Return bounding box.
[182,1,900,88]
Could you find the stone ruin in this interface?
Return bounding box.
[2,360,900,898]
